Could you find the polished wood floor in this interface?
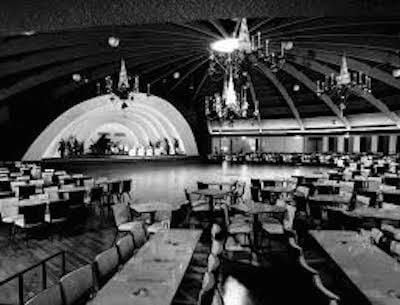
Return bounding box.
[0,213,116,304]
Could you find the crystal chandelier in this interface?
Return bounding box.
[316,54,372,115]
[250,32,293,73]
[205,66,250,121]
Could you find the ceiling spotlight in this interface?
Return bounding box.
[210,38,239,53]
[72,73,82,82]
[293,84,300,91]
[108,36,120,48]
[173,72,180,79]
[22,30,36,36]
[392,68,400,78]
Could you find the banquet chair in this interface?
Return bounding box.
[89,186,104,216]
[60,264,95,305]
[250,186,260,202]
[43,186,60,201]
[107,181,122,206]
[354,195,371,208]
[94,246,119,289]
[13,203,46,243]
[260,202,295,252]
[120,179,133,202]
[45,200,69,239]
[287,236,303,266]
[116,234,135,265]
[0,197,20,240]
[198,272,216,305]
[222,203,252,260]
[25,283,63,305]
[250,178,261,189]
[311,275,340,305]
[112,203,146,244]
[18,184,36,200]
[67,190,87,224]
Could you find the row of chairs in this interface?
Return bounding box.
[25,232,147,305]
[371,226,400,259]
[287,233,340,305]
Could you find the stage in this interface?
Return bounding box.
[41,154,201,167]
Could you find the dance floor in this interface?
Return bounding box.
[55,160,328,204]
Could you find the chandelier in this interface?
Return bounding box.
[316,54,372,115]
[250,32,293,73]
[205,66,252,121]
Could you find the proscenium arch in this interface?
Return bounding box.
[23,93,199,160]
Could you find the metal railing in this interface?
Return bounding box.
[0,251,66,305]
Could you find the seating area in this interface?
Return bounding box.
[0,162,135,242]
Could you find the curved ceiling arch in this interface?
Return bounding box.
[23,93,198,160]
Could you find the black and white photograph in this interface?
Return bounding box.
[0,1,400,304]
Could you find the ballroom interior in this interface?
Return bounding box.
[1,1,400,305]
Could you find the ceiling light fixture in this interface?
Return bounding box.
[210,38,240,53]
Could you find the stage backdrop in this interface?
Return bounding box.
[23,93,199,160]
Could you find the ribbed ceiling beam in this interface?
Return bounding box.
[282,63,351,129]
[251,57,304,130]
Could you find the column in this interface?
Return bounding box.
[322,136,329,153]
[389,135,397,155]
[371,135,378,153]
[337,136,344,153]
[353,135,360,153]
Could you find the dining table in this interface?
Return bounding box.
[89,229,202,305]
[344,207,400,226]
[197,180,236,190]
[308,194,352,206]
[232,201,286,250]
[130,201,182,223]
[310,230,400,305]
[191,188,231,222]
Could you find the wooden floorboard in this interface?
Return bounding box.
[0,214,115,304]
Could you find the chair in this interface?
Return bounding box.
[390,240,400,258]
[120,179,133,202]
[89,186,104,216]
[116,234,135,264]
[222,203,252,260]
[287,236,303,265]
[25,284,63,305]
[107,181,122,204]
[250,178,261,189]
[112,204,147,245]
[231,182,246,205]
[0,197,20,240]
[262,179,275,188]
[43,186,60,201]
[60,264,94,305]
[13,203,46,242]
[354,195,371,208]
[18,184,36,200]
[198,272,216,305]
[311,275,340,305]
[197,182,209,190]
[67,190,87,224]
[45,200,69,238]
[94,246,119,289]
[250,186,260,202]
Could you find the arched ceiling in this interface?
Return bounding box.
[2,16,400,125]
